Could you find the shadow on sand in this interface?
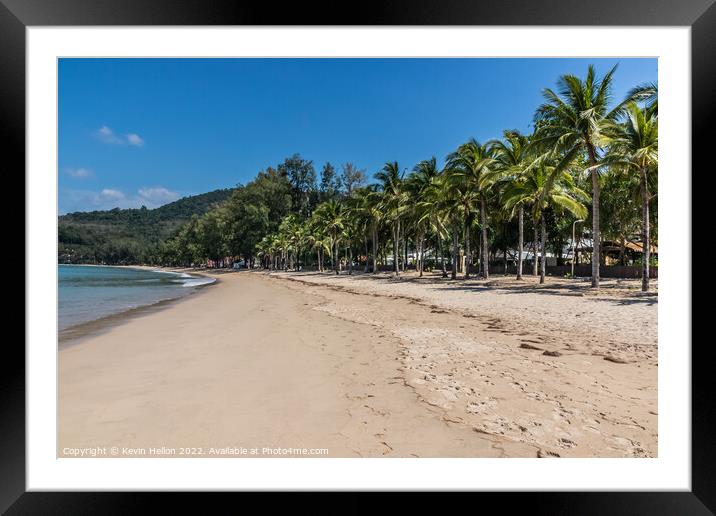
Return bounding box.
[265,269,658,307]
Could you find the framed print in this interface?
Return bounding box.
[4,0,711,512]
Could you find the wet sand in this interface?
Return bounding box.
[59,269,657,458]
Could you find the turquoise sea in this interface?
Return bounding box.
[58,265,214,331]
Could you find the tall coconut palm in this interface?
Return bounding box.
[503,151,588,284]
[433,167,469,280]
[534,64,631,288]
[409,158,441,276]
[489,130,530,280]
[446,139,496,279]
[343,193,367,275]
[375,162,407,277]
[313,200,344,275]
[418,170,450,278]
[448,168,480,279]
[307,212,329,272]
[365,187,384,274]
[304,230,321,271]
[350,187,378,272]
[597,101,658,291]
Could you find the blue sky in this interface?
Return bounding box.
[58,58,657,214]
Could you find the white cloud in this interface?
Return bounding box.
[65,167,93,178]
[126,133,144,147]
[96,125,145,146]
[99,188,126,201]
[60,186,180,214]
[137,187,180,205]
[96,125,123,144]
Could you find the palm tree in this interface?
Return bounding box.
[490,130,530,280]
[409,158,441,276]
[534,64,631,288]
[627,82,658,111]
[375,162,407,277]
[446,139,496,279]
[503,152,588,283]
[342,195,364,275]
[255,235,271,269]
[313,200,344,275]
[450,169,480,279]
[349,187,369,272]
[418,170,450,278]
[597,101,658,291]
[432,167,469,280]
[352,186,383,273]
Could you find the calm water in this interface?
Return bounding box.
[58,265,214,331]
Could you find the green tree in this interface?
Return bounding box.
[351,186,382,273]
[408,158,441,276]
[503,153,588,283]
[490,130,531,279]
[341,162,368,197]
[279,154,317,218]
[319,162,341,202]
[446,139,496,278]
[597,101,658,290]
[313,200,345,275]
[534,64,632,288]
[375,162,407,277]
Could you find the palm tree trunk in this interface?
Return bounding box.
[451,226,458,280]
[349,244,353,275]
[418,234,425,277]
[540,212,547,284]
[438,230,447,278]
[481,197,489,279]
[464,219,471,279]
[517,205,524,280]
[334,237,339,275]
[587,144,600,289]
[404,234,408,273]
[372,223,378,274]
[393,219,400,277]
[363,236,369,272]
[533,224,539,276]
[476,227,481,274]
[640,167,650,291]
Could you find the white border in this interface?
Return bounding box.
[27,27,690,490]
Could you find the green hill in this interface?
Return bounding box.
[58,188,234,264]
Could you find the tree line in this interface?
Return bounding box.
[58,189,235,265]
[156,65,658,291]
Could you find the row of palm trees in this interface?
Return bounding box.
[256,66,657,291]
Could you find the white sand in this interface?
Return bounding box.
[59,269,656,458]
[266,270,657,457]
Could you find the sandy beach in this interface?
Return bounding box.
[59,269,657,458]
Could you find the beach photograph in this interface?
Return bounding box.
[57,57,658,459]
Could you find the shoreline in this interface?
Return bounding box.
[59,269,657,458]
[59,265,217,346]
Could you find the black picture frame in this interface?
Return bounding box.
[4,0,710,512]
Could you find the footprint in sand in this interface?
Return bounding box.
[520,342,543,351]
[537,449,561,458]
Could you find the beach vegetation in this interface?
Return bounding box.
[58,66,657,290]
